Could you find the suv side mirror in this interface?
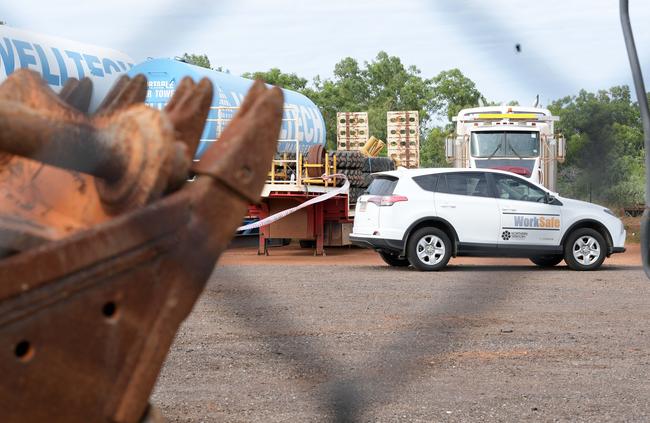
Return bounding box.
[544,192,550,203]
[545,192,560,205]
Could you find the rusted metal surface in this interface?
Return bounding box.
[305,144,325,178]
[0,73,283,422]
[58,76,93,113]
[0,70,214,254]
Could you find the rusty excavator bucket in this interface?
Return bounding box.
[0,69,284,422]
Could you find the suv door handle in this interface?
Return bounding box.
[502,208,517,212]
[440,204,456,209]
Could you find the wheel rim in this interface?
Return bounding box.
[416,235,445,266]
[572,235,601,266]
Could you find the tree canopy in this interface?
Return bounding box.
[180,53,211,69]
[306,52,438,149]
[549,86,645,205]
[241,69,308,92]
[431,69,484,122]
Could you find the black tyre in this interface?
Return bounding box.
[349,152,363,169]
[355,153,364,168]
[354,187,366,203]
[378,251,410,267]
[338,153,348,168]
[362,173,373,187]
[362,157,393,173]
[563,228,607,271]
[407,227,452,271]
[529,255,564,267]
[349,188,361,205]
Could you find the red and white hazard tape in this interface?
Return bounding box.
[237,174,350,231]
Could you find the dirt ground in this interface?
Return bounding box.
[151,244,649,422]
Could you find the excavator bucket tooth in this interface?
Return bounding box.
[59,77,93,113]
[94,74,148,119]
[0,73,283,423]
[0,71,216,256]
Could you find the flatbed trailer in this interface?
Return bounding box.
[248,183,353,256]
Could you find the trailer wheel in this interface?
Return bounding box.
[529,255,563,267]
[378,251,410,267]
[407,227,451,271]
[563,228,607,271]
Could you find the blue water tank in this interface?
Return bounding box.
[128,58,326,158]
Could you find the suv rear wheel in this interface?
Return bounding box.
[407,227,451,271]
[563,228,607,271]
[378,251,410,267]
[529,255,563,267]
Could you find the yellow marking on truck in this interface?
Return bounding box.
[477,113,538,119]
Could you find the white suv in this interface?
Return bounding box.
[350,168,626,271]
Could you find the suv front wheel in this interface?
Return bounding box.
[563,228,607,271]
[407,227,452,271]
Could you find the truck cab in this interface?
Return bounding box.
[446,106,565,191]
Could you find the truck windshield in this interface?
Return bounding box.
[470,131,540,158]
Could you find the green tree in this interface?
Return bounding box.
[364,52,436,142]
[420,127,450,167]
[431,69,484,122]
[240,56,485,163]
[311,52,436,150]
[312,57,372,149]
[242,68,309,91]
[549,86,644,205]
[180,53,211,69]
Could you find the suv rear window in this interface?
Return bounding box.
[412,174,439,192]
[366,176,398,195]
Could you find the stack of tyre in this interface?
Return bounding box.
[330,151,363,204]
[332,152,395,205]
[361,157,395,183]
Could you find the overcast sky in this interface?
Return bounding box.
[3,0,650,106]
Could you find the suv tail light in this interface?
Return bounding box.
[367,195,408,207]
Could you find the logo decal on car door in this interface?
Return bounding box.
[501,230,528,241]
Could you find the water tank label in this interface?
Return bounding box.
[0,36,133,87]
[146,79,176,100]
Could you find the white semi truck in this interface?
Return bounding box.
[446,106,565,191]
